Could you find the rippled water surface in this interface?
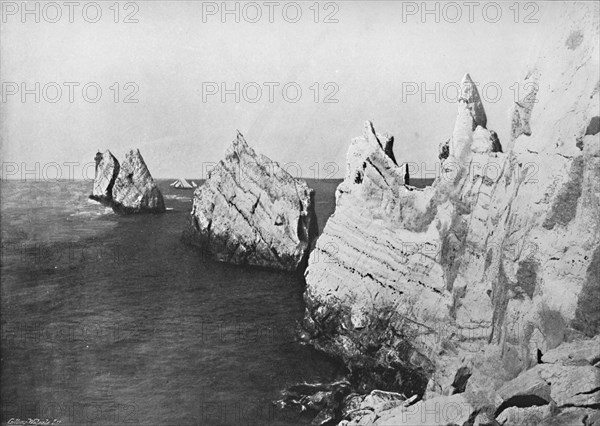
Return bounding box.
[1,179,347,426]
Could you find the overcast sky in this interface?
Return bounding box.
[1,1,563,179]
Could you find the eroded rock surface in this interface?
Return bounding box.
[90,149,165,214]
[111,149,166,214]
[91,150,119,202]
[302,2,599,425]
[184,132,318,271]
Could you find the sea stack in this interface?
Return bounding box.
[111,149,166,214]
[184,131,318,272]
[302,2,599,423]
[91,150,119,203]
[90,149,165,214]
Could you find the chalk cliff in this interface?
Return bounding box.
[184,132,318,271]
[303,2,599,424]
[90,149,165,214]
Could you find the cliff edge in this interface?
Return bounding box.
[303,2,599,424]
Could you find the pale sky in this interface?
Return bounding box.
[1,1,564,179]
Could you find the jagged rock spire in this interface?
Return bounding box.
[111,149,165,213]
[363,121,399,166]
[91,150,119,201]
[363,121,382,148]
[461,73,487,129]
[450,74,491,160]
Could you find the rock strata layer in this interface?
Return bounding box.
[302,2,599,425]
[184,132,318,272]
[90,149,165,214]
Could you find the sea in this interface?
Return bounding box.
[0,177,432,426]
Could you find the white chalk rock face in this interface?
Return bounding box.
[303,2,600,407]
[471,126,493,153]
[509,2,599,155]
[111,149,166,214]
[91,150,119,202]
[185,132,318,271]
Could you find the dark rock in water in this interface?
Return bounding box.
[90,150,119,203]
[89,149,165,214]
[184,131,318,272]
[111,149,165,214]
[277,380,351,425]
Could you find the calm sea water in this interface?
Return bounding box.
[0,179,347,426]
[1,177,432,426]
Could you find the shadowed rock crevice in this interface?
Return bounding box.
[382,135,397,166]
[542,156,584,230]
[495,394,550,417]
[586,116,600,135]
[490,130,503,153]
[450,366,471,394]
[440,213,469,293]
[439,139,450,161]
[515,259,538,299]
[573,245,600,337]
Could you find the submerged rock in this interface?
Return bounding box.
[277,380,351,425]
[302,2,599,424]
[184,131,318,272]
[90,149,165,214]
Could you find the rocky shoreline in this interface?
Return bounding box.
[85,3,598,424]
[296,2,600,425]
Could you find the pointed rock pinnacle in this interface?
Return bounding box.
[363,121,382,148]
[461,73,487,129]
